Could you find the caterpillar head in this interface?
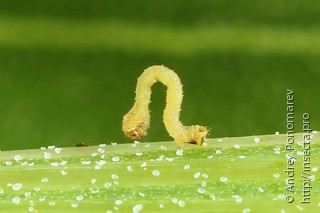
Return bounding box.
[124,122,149,140]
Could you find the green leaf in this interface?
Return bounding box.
[0,133,319,212]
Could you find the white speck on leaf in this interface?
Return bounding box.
[297,151,304,156]
[104,182,112,188]
[14,155,22,161]
[139,192,145,197]
[235,196,243,203]
[111,174,118,180]
[220,177,228,182]
[50,162,59,167]
[243,208,251,213]
[216,150,222,155]
[202,174,209,178]
[171,198,178,204]
[176,149,183,156]
[135,152,143,156]
[194,172,201,179]
[54,147,62,154]
[43,152,51,159]
[12,183,22,191]
[160,145,167,151]
[132,204,143,213]
[207,155,214,159]
[12,196,20,204]
[232,195,243,203]
[96,160,106,166]
[60,160,67,165]
[112,156,120,162]
[81,160,92,165]
[25,192,31,198]
[71,203,78,208]
[41,178,48,183]
[234,144,240,149]
[5,161,13,166]
[197,188,206,194]
[127,165,133,172]
[152,170,160,176]
[20,161,28,166]
[98,148,105,154]
[297,205,303,210]
[76,195,84,201]
[115,200,123,205]
[273,173,280,178]
[254,137,260,143]
[178,200,185,207]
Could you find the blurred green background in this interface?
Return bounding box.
[0,0,319,151]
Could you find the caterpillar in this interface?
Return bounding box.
[122,65,208,148]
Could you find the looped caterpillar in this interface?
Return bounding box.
[122,65,208,148]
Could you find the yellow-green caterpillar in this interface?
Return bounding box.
[122,65,208,148]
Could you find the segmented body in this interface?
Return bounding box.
[122,65,208,148]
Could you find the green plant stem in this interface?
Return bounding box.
[0,133,319,213]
